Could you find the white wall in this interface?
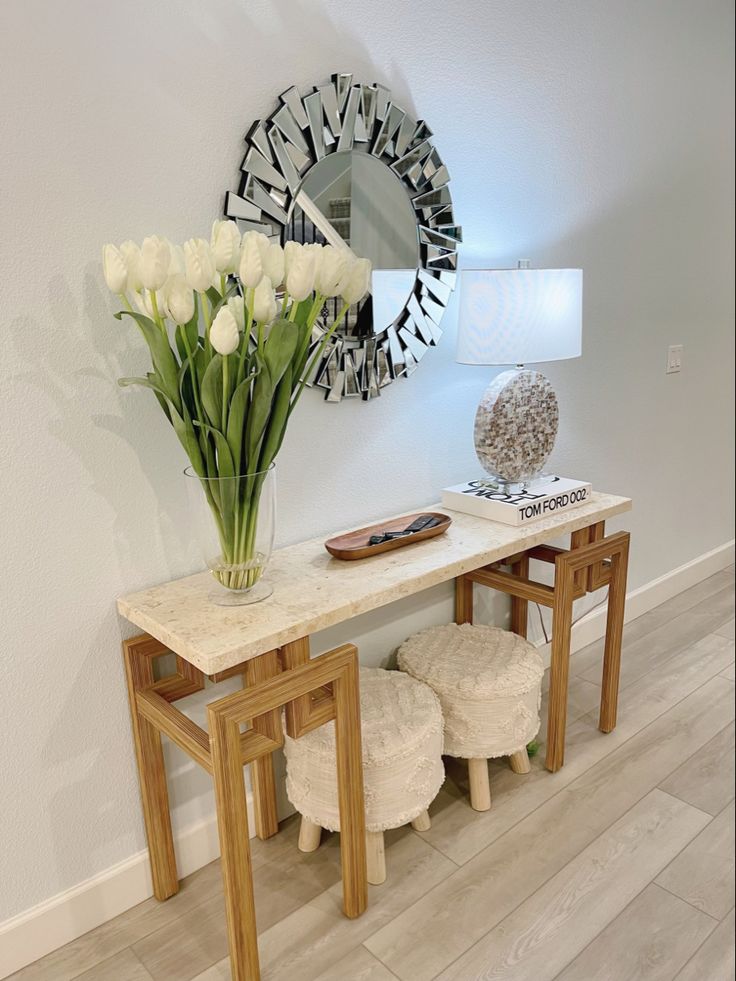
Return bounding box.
[0,0,733,926]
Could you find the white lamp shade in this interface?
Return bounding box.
[456,268,583,365]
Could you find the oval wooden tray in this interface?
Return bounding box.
[324,511,452,561]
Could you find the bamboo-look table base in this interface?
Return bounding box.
[118,493,631,980]
[455,519,631,772]
[122,634,367,981]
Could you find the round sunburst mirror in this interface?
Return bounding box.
[223,74,462,401]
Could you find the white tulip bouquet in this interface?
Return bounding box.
[103,222,371,593]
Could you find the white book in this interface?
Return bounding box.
[441,477,593,526]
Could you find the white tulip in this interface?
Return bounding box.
[184,238,216,293]
[119,240,142,292]
[283,240,302,278]
[315,245,349,297]
[341,257,372,305]
[262,242,285,287]
[102,244,128,294]
[211,220,241,274]
[210,307,240,356]
[165,274,195,325]
[286,245,317,301]
[139,236,171,291]
[252,277,277,324]
[167,242,185,277]
[238,231,267,288]
[227,294,246,331]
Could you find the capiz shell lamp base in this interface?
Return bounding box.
[474,367,559,493]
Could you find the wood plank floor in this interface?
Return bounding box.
[11,568,735,981]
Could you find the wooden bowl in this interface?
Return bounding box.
[324,512,452,561]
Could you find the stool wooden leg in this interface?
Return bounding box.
[467,758,491,811]
[244,650,281,841]
[599,535,630,733]
[122,641,179,901]
[509,748,531,774]
[334,652,368,918]
[298,817,322,853]
[411,810,431,832]
[546,559,576,773]
[208,705,260,981]
[366,831,386,885]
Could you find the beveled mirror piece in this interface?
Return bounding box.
[224,75,461,400]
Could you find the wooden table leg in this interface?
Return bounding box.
[546,557,576,773]
[510,553,530,638]
[455,575,474,625]
[208,704,260,981]
[244,650,280,840]
[599,533,630,732]
[122,639,179,900]
[333,651,368,919]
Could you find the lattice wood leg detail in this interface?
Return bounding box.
[244,650,280,840]
[208,706,260,981]
[455,575,474,625]
[510,553,530,638]
[546,558,576,773]
[122,638,179,900]
[600,534,630,732]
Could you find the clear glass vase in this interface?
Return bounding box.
[184,464,276,605]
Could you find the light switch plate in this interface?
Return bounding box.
[666,344,683,374]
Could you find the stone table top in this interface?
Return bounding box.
[117,492,632,676]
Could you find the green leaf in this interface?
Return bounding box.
[195,422,237,535]
[245,356,273,469]
[204,436,221,511]
[263,318,300,389]
[172,402,206,478]
[258,364,291,471]
[206,282,239,321]
[200,354,224,431]
[226,377,251,473]
[118,373,173,423]
[116,310,181,414]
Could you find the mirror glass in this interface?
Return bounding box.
[288,151,420,337]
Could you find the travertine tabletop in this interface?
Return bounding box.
[118,492,632,675]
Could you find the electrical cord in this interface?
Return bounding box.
[534,592,610,645]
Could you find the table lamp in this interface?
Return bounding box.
[456,264,583,493]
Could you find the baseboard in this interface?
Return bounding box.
[536,538,735,667]
[0,794,253,979]
[2,539,734,978]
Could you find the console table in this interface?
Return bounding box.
[117,491,631,981]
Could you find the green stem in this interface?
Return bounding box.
[181,328,204,423]
[281,289,290,316]
[220,274,227,296]
[202,292,212,357]
[287,301,299,322]
[150,290,166,333]
[221,355,229,432]
[118,293,133,312]
[237,288,254,384]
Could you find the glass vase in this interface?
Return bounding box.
[184,464,276,605]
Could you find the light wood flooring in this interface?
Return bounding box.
[11,568,735,981]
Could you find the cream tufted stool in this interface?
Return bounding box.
[284,667,444,884]
[398,623,544,812]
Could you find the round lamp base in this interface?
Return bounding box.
[474,368,559,485]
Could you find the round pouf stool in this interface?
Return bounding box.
[397,623,544,812]
[284,667,444,885]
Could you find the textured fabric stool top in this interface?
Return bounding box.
[285,667,444,833]
[398,623,544,759]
